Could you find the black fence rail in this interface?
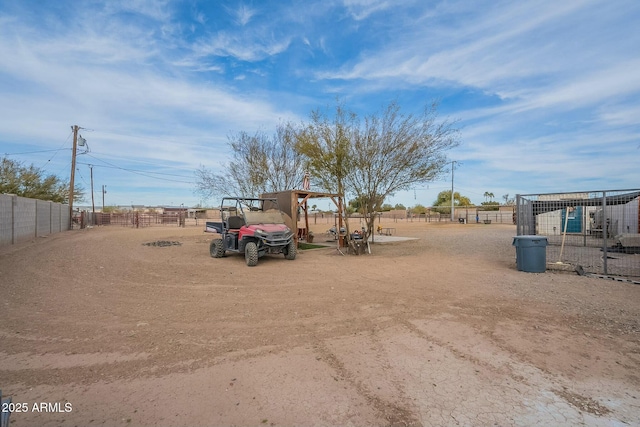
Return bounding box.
[516,189,640,278]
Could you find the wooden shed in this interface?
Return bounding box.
[261,190,343,246]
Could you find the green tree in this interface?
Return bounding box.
[1,157,84,203]
[394,203,406,210]
[295,102,358,238]
[483,191,496,203]
[349,195,374,214]
[432,190,472,214]
[411,204,427,214]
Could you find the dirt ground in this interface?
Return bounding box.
[1,220,639,427]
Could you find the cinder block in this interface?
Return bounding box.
[15,197,36,243]
[0,195,13,245]
[36,200,51,237]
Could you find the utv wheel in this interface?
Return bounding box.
[210,239,225,258]
[245,241,258,266]
[284,240,297,260]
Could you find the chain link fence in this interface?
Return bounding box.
[516,189,640,278]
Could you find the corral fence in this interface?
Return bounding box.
[81,211,188,228]
[300,209,515,225]
[0,194,70,246]
[516,189,640,278]
[450,208,515,224]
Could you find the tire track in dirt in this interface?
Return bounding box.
[397,317,630,424]
[311,336,421,426]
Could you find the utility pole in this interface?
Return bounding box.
[89,164,95,225]
[450,160,456,222]
[69,125,79,229]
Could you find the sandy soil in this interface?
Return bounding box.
[0,221,639,427]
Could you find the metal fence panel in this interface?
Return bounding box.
[516,189,640,278]
[74,211,187,228]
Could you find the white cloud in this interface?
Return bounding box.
[320,0,638,110]
[193,31,292,62]
[598,105,640,127]
[1,0,638,207]
[194,11,206,25]
[102,0,173,22]
[514,59,640,113]
[0,4,300,202]
[233,4,257,26]
[342,0,394,21]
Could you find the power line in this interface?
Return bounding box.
[76,166,90,187]
[93,130,219,148]
[86,151,197,174]
[3,148,71,156]
[76,161,194,183]
[82,154,194,180]
[40,130,74,169]
[54,160,72,178]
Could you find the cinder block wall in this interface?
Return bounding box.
[0,195,70,246]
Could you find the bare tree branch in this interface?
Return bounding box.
[195,122,305,203]
[296,100,459,250]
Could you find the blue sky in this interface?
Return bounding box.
[1,0,638,209]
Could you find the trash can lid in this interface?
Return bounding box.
[512,235,548,246]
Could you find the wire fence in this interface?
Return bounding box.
[516,189,640,278]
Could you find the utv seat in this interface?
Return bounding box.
[227,216,245,230]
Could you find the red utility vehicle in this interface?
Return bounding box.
[206,197,296,267]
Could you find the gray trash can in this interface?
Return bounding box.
[512,235,548,273]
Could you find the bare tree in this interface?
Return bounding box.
[296,100,459,253]
[348,101,458,242]
[195,122,305,202]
